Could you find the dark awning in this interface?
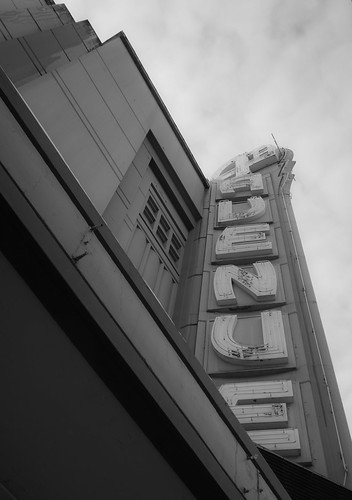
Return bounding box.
[260,447,352,500]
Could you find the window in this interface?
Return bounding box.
[147,196,159,214]
[169,234,181,263]
[143,205,156,225]
[169,245,179,263]
[156,225,168,245]
[133,186,187,316]
[171,234,181,250]
[140,190,185,272]
[159,215,170,233]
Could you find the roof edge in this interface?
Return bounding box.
[102,31,209,189]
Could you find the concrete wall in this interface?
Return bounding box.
[0,2,99,86]
[20,35,207,216]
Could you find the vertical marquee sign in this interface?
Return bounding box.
[209,158,301,458]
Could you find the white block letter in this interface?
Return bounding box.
[216,224,272,259]
[211,310,288,364]
[219,381,300,454]
[218,197,266,226]
[220,173,264,197]
[214,261,277,305]
[248,429,301,457]
[219,380,294,406]
[232,403,288,429]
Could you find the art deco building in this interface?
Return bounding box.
[0,1,351,498]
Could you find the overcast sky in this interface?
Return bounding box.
[65,0,352,433]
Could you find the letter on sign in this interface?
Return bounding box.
[220,173,264,197]
[248,429,301,457]
[232,403,288,429]
[218,197,266,226]
[219,380,294,406]
[214,261,277,305]
[219,381,300,455]
[211,310,288,364]
[215,224,272,259]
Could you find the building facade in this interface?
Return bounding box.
[0,1,351,498]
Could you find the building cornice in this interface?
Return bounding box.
[103,31,209,189]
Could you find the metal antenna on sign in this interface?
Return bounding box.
[271,133,284,160]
